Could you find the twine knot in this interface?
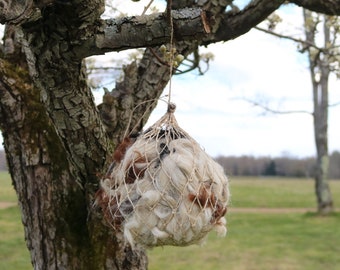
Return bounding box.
[167,103,176,113]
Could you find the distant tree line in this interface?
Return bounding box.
[1,149,339,179]
[216,151,340,179]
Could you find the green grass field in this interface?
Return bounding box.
[229,176,340,208]
[1,172,340,270]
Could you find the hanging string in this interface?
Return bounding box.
[141,0,175,111]
[167,0,175,108]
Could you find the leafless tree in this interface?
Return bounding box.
[303,10,337,214]
[255,9,339,214]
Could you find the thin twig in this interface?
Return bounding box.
[149,48,181,72]
[142,0,155,16]
[329,100,340,107]
[255,26,323,52]
[241,97,313,115]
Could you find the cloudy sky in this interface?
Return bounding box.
[1,1,339,158]
[120,1,340,158]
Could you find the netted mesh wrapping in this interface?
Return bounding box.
[97,105,230,248]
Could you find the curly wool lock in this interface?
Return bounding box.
[96,110,230,248]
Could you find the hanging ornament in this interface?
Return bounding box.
[95,104,230,248]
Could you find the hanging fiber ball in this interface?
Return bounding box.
[95,104,230,248]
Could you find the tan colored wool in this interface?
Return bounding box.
[98,108,230,248]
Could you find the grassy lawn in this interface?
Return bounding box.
[1,173,340,269]
[148,212,340,270]
[0,171,18,202]
[0,207,31,270]
[229,176,340,208]
[0,172,31,270]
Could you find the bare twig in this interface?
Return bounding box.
[142,0,155,16]
[148,47,181,73]
[241,97,313,115]
[329,100,340,107]
[255,26,323,52]
[174,50,203,75]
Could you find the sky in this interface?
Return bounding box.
[105,1,340,158]
[1,1,340,158]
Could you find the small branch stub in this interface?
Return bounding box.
[201,10,211,34]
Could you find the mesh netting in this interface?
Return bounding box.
[97,104,230,248]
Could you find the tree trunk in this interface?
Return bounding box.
[0,55,148,269]
[303,10,333,214]
[0,21,148,270]
[312,70,333,214]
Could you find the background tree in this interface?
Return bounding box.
[303,10,338,214]
[255,8,340,214]
[0,0,339,269]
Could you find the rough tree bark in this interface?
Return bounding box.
[303,10,334,214]
[0,0,339,269]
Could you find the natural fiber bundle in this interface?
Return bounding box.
[96,105,230,248]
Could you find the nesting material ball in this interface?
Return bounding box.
[96,109,230,248]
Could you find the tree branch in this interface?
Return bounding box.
[255,26,323,51]
[77,1,287,58]
[11,0,337,61]
[0,0,37,24]
[329,100,340,107]
[77,8,211,58]
[206,0,285,44]
[0,0,104,24]
[289,0,340,15]
[242,97,313,115]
